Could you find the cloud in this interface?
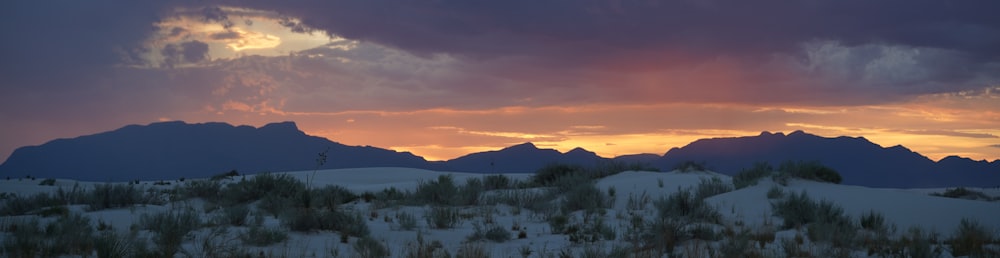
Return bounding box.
[989,144,1000,148]
[161,40,210,67]
[889,129,998,139]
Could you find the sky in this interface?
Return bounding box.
[1,1,999,162]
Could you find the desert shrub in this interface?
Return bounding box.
[457,177,484,206]
[403,233,449,258]
[776,160,842,184]
[372,187,410,208]
[85,183,161,211]
[212,204,250,226]
[566,218,616,243]
[718,229,754,258]
[467,223,512,243]
[179,180,222,201]
[548,172,593,195]
[931,187,995,201]
[950,218,994,257]
[642,217,684,253]
[37,205,69,217]
[673,160,707,172]
[2,218,45,257]
[733,162,773,189]
[482,188,550,212]
[281,208,369,237]
[766,186,785,199]
[859,210,887,232]
[591,160,659,178]
[560,181,609,214]
[221,173,305,204]
[139,208,202,257]
[548,215,570,234]
[771,190,817,229]
[94,230,135,258]
[310,185,359,210]
[38,178,56,186]
[241,225,288,246]
[859,211,895,256]
[534,163,586,186]
[354,236,390,258]
[395,211,418,231]
[579,245,632,258]
[654,188,721,223]
[257,194,292,218]
[2,212,96,257]
[694,176,732,200]
[901,227,943,258]
[0,192,63,216]
[413,175,459,206]
[342,211,371,238]
[483,174,512,190]
[455,243,489,258]
[425,206,461,229]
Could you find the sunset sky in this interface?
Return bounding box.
[2,1,998,162]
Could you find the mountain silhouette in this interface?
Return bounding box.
[1,122,997,187]
[0,121,441,181]
[444,143,605,173]
[652,131,1000,188]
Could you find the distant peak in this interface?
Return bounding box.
[566,147,595,155]
[505,142,538,150]
[788,130,809,136]
[759,131,785,137]
[261,121,298,129]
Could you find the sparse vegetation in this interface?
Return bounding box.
[241,224,289,246]
[931,187,998,201]
[733,161,773,189]
[950,218,995,257]
[673,160,708,172]
[775,160,842,185]
[138,208,202,257]
[354,236,390,258]
[3,163,1000,258]
[466,223,512,243]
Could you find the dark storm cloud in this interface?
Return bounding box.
[162,40,210,67]
[0,1,177,88]
[227,0,1000,59]
[218,0,1000,103]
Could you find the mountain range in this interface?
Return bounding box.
[1,121,997,188]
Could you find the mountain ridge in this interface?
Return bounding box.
[1,121,997,187]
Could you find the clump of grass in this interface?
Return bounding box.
[560,181,610,214]
[467,223,512,243]
[354,236,390,258]
[425,206,461,229]
[395,211,418,231]
[766,185,785,199]
[413,175,460,206]
[654,188,721,223]
[483,174,512,190]
[138,208,202,257]
[774,160,842,185]
[950,218,995,257]
[931,187,997,201]
[771,190,816,229]
[694,176,732,200]
[733,162,773,189]
[673,160,708,172]
[534,163,586,187]
[241,225,288,246]
[38,178,56,186]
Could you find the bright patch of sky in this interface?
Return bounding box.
[146,7,338,66]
